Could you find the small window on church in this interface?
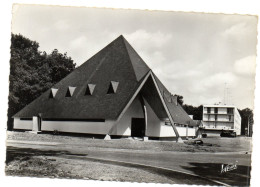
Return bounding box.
[85,84,96,95]
[107,81,119,94]
[49,88,58,98]
[65,86,76,97]
[49,91,54,98]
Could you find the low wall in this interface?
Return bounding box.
[159,125,196,137]
[13,117,196,138]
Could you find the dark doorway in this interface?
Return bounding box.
[131,118,145,137]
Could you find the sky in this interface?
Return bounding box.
[11,4,257,109]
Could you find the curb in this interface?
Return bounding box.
[6,140,61,146]
[64,154,231,186]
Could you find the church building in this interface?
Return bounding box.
[13,35,196,142]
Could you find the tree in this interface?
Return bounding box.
[182,104,203,120]
[44,49,75,83]
[172,94,203,120]
[174,94,184,106]
[8,34,76,130]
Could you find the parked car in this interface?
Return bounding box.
[220,131,236,137]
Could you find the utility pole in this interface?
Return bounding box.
[247,116,250,137]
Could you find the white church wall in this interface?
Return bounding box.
[144,99,196,137]
[41,120,114,134]
[40,96,144,136]
[13,117,33,130]
[13,95,196,138]
[187,127,196,136]
[157,125,196,137]
[115,96,145,136]
[144,98,164,137]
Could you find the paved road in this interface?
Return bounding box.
[6,141,251,186]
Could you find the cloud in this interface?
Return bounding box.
[69,36,87,49]
[234,55,256,75]
[125,29,172,50]
[222,23,248,37]
[11,5,257,109]
[187,72,238,96]
[125,30,172,71]
[55,20,70,30]
[140,51,167,70]
[202,72,238,88]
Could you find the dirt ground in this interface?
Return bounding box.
[5,131,252,185]
[6,131,252,153]
[5,155,177,184]
[5,146,226,185]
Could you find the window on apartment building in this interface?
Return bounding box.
[215,114,218,121]
[229,115,232,122]
[214,108,218,114]
[207,107,211,113]
[227,108,233,114]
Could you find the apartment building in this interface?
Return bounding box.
[201,104,241,136]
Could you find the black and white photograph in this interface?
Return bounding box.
[2,2,259,187]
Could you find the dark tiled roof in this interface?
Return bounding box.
[123,37,150,81]
[152,73,196,126]
[14,35,195,126]
[14,36,150,119]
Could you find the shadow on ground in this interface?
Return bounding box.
[7,146,251,185]
[181,162,251,186]
[6,146,220,185]
[6,146,87,164]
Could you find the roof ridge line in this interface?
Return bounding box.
[121,37,139,82]
[116,70,152,119]
[74,51,111,98]
[121,36,151,81]
[122,36,150,68]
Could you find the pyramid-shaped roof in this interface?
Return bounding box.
[14,35,194,126]
[14,35,150,119]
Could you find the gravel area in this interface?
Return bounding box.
[6,131,252,153]
[5,154,177,184]
[5,131,252,185]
